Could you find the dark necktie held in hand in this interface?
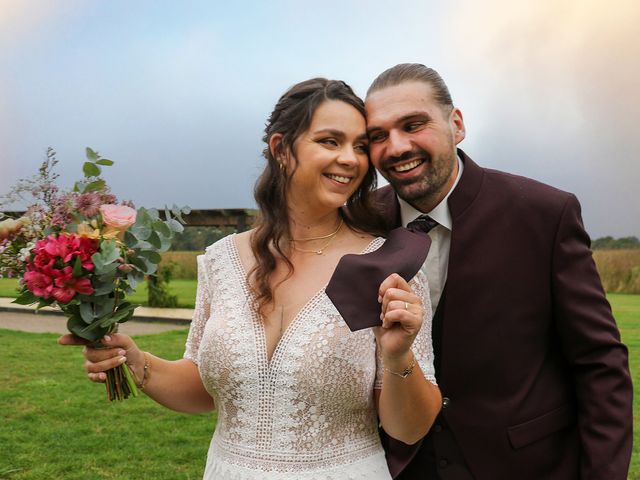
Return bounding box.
[325,218,437,332]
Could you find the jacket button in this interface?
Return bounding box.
[439,458,449,468]
[442,397,451,409]
[433,424,443,433]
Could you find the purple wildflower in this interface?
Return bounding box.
[75,192,102,217]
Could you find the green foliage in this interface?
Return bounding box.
[592,236,640,250]
[148,263,179,308]
[170,226,233,251]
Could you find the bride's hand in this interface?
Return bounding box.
[374,273,423,364]
[58,333,145,384]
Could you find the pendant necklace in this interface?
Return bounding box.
[290,219,343,255]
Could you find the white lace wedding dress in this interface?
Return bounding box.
[184,235,435,480]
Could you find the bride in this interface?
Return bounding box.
[59,78,441,479]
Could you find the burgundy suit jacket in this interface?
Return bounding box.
[377,150,632,479]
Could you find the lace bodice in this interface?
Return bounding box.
[184,235,435,479]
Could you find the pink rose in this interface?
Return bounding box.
[99,204,137,230]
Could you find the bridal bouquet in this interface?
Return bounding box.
[0,148,189,400]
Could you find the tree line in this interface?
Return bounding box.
[170,227,639,252]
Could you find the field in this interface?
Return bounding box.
[0,294,638,478]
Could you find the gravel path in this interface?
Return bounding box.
[0,311,189,335]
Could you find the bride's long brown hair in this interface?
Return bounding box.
[249,78,386,317]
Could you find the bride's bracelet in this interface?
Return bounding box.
[136,352,151,390]
[384,355,416,379]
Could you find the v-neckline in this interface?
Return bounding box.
[227,234,383,366]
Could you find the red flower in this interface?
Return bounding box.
[21,233,99,303]
[52,267,94,304]
[24,271,54,299]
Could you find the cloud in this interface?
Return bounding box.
[445,0,640,236]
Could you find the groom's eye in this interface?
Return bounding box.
[369,132,386,143]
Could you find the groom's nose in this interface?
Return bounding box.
[386,130,412,159]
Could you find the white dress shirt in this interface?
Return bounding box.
[399,157,464,311]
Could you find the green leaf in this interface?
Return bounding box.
[92,281,116,296]
[171,205,185,223]
[84,179,106,193]
[96,159,114,166]
[74,181,86,194]
[138,250,162,264]
[36,298,54,310]
[167,219,184,233]
[153,220,171,238]
[85,147,98,160]
[79,302,96,324]
[158,235,172,252]
[72,256,83,277]
[83,162,101,178]
[94,262,118,276]
[147,208,160,220]
[99,240,121,264]
[124,230,138,248]
[147,230,162,249]
[129,255,153,274]
[130,223,152,241]
[13,290,38,305]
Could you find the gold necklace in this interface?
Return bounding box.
[290,218,344,242]
[290,220,343,255]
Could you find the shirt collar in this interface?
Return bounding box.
[399,156,464,230]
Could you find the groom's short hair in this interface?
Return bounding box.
[366,63,454,110]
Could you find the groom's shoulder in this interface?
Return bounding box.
[374,184,397,204]
[479,163,573,208]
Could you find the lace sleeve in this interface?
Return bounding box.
[183,254,211,365]
[374,269,436,388]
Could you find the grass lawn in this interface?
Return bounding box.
[0,293,638,479]
[0,328,214,479]
[0,278,197,309]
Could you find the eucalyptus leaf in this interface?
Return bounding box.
[147,208,160,220]
[92,282,116,296]
[152,220,171,237]
[158,235,172,252]
[124,230,138,248]
[171,206,185,223]
[147,231,162,249]
[167,218,184,233]
[94,262,119,276]
[95,297,116,318]
[138,250,162,264]
[96,159,114,166]
[130,224,152,240]
[83,162,101,178]
[181,206,191,215]
[100,240,121,264]
[79,302,96,324]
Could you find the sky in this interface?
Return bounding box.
[0,0,638,238]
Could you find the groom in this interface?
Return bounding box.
[365,64,633,479]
